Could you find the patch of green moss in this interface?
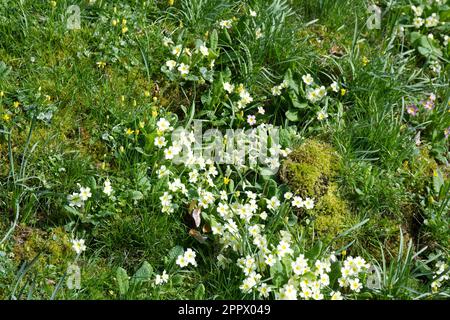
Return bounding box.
[280,139,352,241]
[280,139,338,198]
[312,184,351,241]
[13,225,72,268]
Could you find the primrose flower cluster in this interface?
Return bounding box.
[431,260,449,293]
[67,180,114,208]
[397,1,450,73]
[156,142,372,300]
[147,12,375,299]
[162,35,217,83]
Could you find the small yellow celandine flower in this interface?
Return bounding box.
[144,90,150,97]
[2,114,11,122]
[168,0,174,5]
[223,177,230,185]
[45,95,51,101]
[135,129,140,135]
[121,95,125,103]
[0,91,4,97]
[362,56,370,66]
[112,19,117,26]
[13,101,20,108]
[122,19,127,26]
[50,1,57,8]
[341,88,347,96]
[433,170,438,177]
[122,26,128,34]
[139,121,145,129]
[96,61,106,68]
[125,128,134,135]
[341,250,347,256]
[152,96,158,102]
[152,109,158,118]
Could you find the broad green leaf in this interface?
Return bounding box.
[132,261,153,283]
[194,283,206,299]
[285,109,299,122]
[116,267,129,296]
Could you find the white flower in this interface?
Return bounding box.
[239,90,253,105]
[79,187,92,201]
[162,37,174,47]
[154,136,167,148]
[302,74,314,86]
[176,254,188,268]
[103,179,113,196]
[220,190,228,201]
[349,278,362,292]
[250,10,257,17]
[68,193,83,207]
[219,19,233,29]
[155,270,169,285]
[411,5,423,17]
[157,165,170,178]
[292,196,304,208]
[255,28,263,39]
[271,85,282,96]
[279,284,297,300]
[156,118,172,132]
[217,202,229,218]
[425,14,439,28]
[303,197,315,209]
[257,107,265,114]
[258,283,271,298]
[317,110,328,121]
[223,82,235,93]
[331,81,339,92]
[177,63,190,75]
[165,60,177,71]
[184,248,197,266]
[164,147,176,159]
[277,240,293,258]
[413,17,424,28]
[260,211,268,220]
[292,254,309,275]
[266,196,280,211]
[264,254,276,267]
[330,291,343,300]
[171,45,182,57]
[199,45,209,56]
[284,192,293,200]
[159,192,172,207]
[71,239,86,254]
[247,115,256,126]
[188,169,199,183]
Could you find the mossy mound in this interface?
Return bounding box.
[280,139,352,241]
[280,139,338,198]
[13,225,72,267]
[313,184,351,240]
